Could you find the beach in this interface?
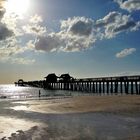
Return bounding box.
[0,95,140,140]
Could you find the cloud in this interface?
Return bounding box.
[35,21,96,52]
[0,1,14,40]
[95,11,120,28]
[34,12,139,52]
[116,48,136,58]
[0,37,32,64]
[29,14,43,24]
[22,14,46,36]
[11,57,35,65]
[115,0,140,12]
[61,17,94,36]
[2,13,24,36]
[0,8,5,20]
[22,24,46,36]
[0,45,21,58]
[0,56,35,65]
[34,17,96,52]
[0,0,6,10]
[0,5,37,65]
[0,23,13,40]
[26,40,35,50]
[95,11,140,39]
[35,33,61,52]
[113,21,136,32]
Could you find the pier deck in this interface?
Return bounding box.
[15,75,140,95]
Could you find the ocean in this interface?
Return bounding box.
[0,84,73,100]
[0,83,139,100]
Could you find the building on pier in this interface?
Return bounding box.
[44,73,58,83]
[59,74,74,82]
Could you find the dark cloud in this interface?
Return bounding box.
[35,35,61,52]
[114,21,136,32]
[61,17,94,36]
[0,8,5,20]
[0,0,14,40]
[0,23,13,40]
[70,20,93,36]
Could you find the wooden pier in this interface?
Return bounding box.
[15,75,140,95]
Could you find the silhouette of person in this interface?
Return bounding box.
[39,90,41,97]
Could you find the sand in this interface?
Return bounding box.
[0,95,140,140]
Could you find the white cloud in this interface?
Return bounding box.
[34,16,95,52]
[0,56,35,65]
[29,14,43,24]
[95,11,140,39]
[0,37,24,56]
[22,24,46,36]
[35,13,139,52]
[2,12,24,36]
[115,0,140,12]
[0,37,34,64]
[22,14,46,36]
[116,48,136,58]
[11,57,35,65]
[34,17,96,52]
[26,40,35,50]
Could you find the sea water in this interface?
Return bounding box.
[0,83,139,100]
[0,84,73,100]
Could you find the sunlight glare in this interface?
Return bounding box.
[5,0,30,15]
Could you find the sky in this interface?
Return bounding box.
[0,0,140,84]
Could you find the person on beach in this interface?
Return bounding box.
[39,90,41,97]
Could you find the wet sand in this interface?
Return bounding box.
[0,95,140,140]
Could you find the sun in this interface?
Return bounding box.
[5,0,30,15]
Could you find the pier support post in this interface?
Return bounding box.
[107,81,109,94]
[111,81,113,94]
[99,81,101,95]
[124,81,129,94]
[92,82,95,93]
[115,82,118,94]
[95,82,97,93]
[103,81,105,93]
[120,81,123,94]
[135,81,138,95]
[131,81,134,94]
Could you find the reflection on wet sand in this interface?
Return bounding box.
[0,117,43,139]
[1,96,140,140]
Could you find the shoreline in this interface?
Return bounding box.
[1,95,140,139]
[10,94,140,115]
